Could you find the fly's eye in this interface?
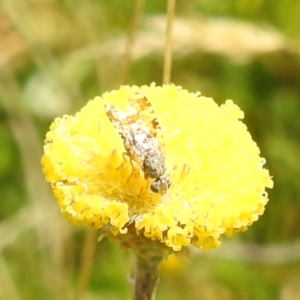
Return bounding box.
[150,182,159,193]
[150,178,171,194]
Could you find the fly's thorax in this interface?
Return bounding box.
[143,149,166,179]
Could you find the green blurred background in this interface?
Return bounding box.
[0,0,300,299]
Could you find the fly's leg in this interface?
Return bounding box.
[116,152,136,183]
[116,152,129,171]
[144,173,150,189]
[126,157,136,183]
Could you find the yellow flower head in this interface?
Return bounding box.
[41,84,273,253]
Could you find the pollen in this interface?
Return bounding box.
[41,84,273,253]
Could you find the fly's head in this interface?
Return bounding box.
[150,177,171,195]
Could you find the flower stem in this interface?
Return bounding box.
[132,252,164,300]
[74,230,97,300]
[119,0,145,85]
[163,0,176,84]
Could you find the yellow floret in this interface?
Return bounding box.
[41,84,273,253]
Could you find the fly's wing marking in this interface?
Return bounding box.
[104,103,127,138]
[127,92,165,154]
[104,102,144,167]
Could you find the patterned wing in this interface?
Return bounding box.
[104,102,145,168]
[127,92,165,153]
[104,103,128,139]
